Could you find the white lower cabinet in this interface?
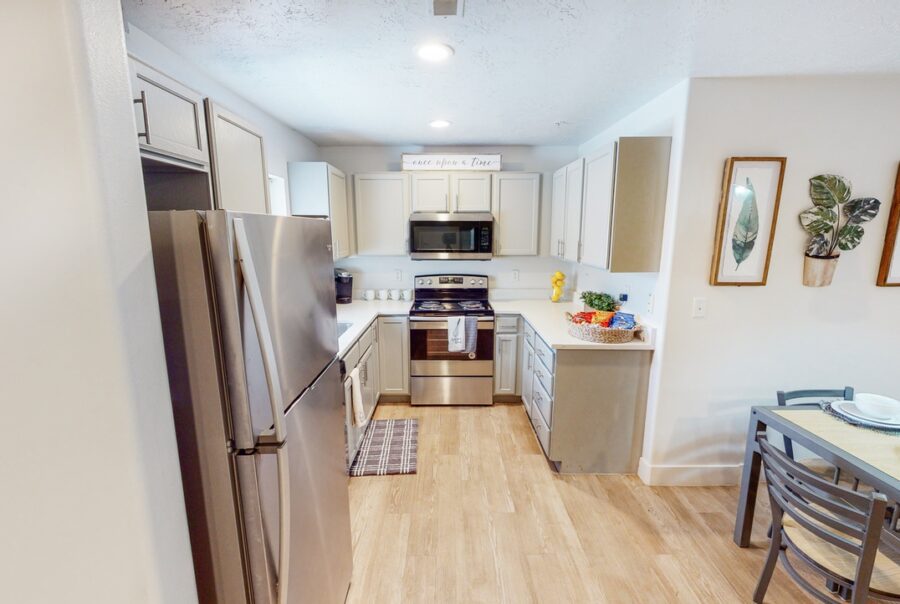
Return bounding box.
[343,377,362,467]
[377,316,409,394]
[494,315,520,396]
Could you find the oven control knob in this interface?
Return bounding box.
[478,279,485,285]
[416,279,423,285]
[470,279,475,285]
[426,279,433,285]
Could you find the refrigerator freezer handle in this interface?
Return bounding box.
[234,218,291,604]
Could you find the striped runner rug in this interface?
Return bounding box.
[350,418,418,477]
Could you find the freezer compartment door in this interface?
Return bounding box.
[253,359,352,604]
[205,211,339,449]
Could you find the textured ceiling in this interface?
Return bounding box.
[123,0,900,146]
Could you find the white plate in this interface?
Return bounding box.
[831,401,900,428]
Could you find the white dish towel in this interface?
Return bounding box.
[447,316,465,352]
[350,366,367,427]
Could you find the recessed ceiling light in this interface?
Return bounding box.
[429,119,451,128]
[417,43,454,62]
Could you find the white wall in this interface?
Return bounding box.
[319,145,578,298]
[125,24,319,205]
[640,76,900,485]
[0,2,196,602]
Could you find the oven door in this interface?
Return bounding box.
[409,318,494,376]
[409,214,493,260]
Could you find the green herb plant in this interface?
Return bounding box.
[580,291,617,312]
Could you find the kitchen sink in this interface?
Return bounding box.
[337,322,352,338]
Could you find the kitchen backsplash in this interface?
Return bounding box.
[335,256,659,315]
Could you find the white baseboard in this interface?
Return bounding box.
[637,457,743,486]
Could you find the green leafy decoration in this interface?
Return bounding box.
[799,206,837,235]
[843,197,881,224]
[837,224,864,251]
[809,174,850,209]
[806,233,830,256]
[731,178,759,269]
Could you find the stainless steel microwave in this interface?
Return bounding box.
[409,213,493,260]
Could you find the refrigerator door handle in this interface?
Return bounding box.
[234,218,291,604]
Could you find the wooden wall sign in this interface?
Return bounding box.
[877,163,900,286]
[401,153,501,171]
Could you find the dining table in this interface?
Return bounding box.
[733,405,900,548]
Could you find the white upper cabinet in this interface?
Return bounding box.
[450,173,492,212]
[562,158,584,262]
[128,57,209,168]
[549,168,567,258]
[579,143,617,269]
[491,173,540,256]
[206,100,269,214]
[410,173,450,212]
[354,173,410,256]
[288,162,351,259]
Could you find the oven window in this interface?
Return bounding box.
[410,326,494,361]
[412,224,477,253]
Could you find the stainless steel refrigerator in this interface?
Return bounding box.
[149,210,352,604]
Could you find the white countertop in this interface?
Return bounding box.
[336,300,411,356]
[491,300,655,351]
[334,299,654,355]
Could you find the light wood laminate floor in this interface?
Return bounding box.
[346,403,814,603]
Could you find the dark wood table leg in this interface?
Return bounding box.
[734,409,765,547]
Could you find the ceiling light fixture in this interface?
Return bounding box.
[417,43,454,62]
[429,119,451,128]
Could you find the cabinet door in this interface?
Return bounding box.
[377,317,409,394]
[450,173,492,212]
[563,158,585,262]
[494,333,519,395]
[410,173,450,212]
[354,173,410,255]
[128,57,209,167]
[580,143,617,269]
[520,341,534,418]
[549,167,567,258]
[206,100,269,213]
[343,377,359,467]
[328,166,350,259]
[359,347,376,420]
[491,173,540,256]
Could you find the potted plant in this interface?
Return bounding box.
[799,174,881,287]
[580,291,617,312]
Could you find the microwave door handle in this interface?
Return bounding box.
[233,218,291,604]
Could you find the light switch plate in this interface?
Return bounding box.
[692,297,707,318]
[512,269,520,282]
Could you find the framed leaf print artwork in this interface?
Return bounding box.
[876,163,900,286]
[710,157,786,285]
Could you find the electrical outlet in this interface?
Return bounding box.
[692,297,707,318]
[647,294,655,314]
[512,269,520,282]
[395,269,402,281]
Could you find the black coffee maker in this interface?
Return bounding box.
[334,269,352,304]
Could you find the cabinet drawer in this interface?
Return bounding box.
[532,376,553,427]
[342,341,360,371]
[523,321,535,348]
[495,315,519,333]
[359,322,376,353]
[534,335,555,372]
[532,408,551,456]
[533,355,554,397]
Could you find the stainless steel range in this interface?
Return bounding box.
[409,274,494,406]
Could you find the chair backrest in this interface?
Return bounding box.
[757,434,887,600]
[776,387,855,407]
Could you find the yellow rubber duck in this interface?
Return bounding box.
[551,271,565,302]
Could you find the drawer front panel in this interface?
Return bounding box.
[533,356,554,397]
[495,315,519,333]
[523,321,535,348]
[343,341,360,370]
[533,376,553,427]
[534,336,555,373]
[532,409,551,455]
[359,322,375,352]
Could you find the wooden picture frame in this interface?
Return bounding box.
[876,163,900,286]
[710,157,786,286]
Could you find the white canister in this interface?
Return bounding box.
[389,289,400,300]
[377,289,389,300]
[401,289,413,301]
[363,289,375,301]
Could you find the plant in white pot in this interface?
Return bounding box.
[799,174,881,287]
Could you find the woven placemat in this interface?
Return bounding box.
[822,402,900,435]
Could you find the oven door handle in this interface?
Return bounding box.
[410,319,494,330]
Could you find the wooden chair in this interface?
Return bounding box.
[754,433,900,603]
[776,387,854,461]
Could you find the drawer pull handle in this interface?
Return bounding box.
[133,90,151,144]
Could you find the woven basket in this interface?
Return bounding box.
[565,312,641,344]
